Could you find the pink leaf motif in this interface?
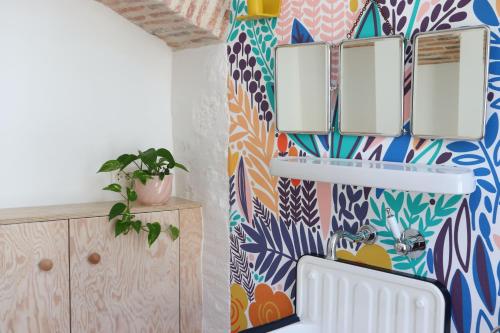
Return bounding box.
[316,182,332,240]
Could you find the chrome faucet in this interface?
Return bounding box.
[326,225,377,260]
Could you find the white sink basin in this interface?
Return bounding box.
[267,256,449,333]
[271,323,319,333]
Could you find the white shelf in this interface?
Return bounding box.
[270,157,475,194]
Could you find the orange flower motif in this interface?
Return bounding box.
[287,146,301,187]
[249,284,293,327]
[231,284,248,333]
[277,133,288,153]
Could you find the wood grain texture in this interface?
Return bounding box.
[70,212,179,333]
[0,197,201,225]
[0,220,70,333]
[179,208,203,333]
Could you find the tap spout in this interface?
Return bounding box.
[326,225,377,260]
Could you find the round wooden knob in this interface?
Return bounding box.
[88,253,101,265]
[39,259,53,272]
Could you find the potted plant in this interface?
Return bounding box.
[97,148,188,246]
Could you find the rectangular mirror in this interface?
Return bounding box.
[412,26,489,140]
[339,36,404,136]
[275,43,331,133]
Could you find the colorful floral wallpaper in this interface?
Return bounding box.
[227,0,500,332]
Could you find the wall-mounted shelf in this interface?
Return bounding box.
[236,0,281,21]
[270,157,475,194]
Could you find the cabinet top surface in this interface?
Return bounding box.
[0,197,201,225]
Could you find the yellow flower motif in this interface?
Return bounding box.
[337,244,392,270]
[231,284,248,333]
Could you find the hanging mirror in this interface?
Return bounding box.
[338,35,404,136]
[275,42,331,133]
[411,26,490,140]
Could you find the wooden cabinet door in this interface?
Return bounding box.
[69,211,179,333]
[179,208,203,333]
[0,220,70,333]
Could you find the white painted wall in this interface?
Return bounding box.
[171,44,229,333]
[0,0,173,208]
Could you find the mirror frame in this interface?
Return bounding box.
[274,42,332,134]
[410,25,490,140]
[338,35,405,137]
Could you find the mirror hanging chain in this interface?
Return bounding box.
[346,0,394,39]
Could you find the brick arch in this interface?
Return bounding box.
[98,0,230,49]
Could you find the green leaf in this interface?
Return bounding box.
[139,148,158,170]
[168,225,180,241]
[98,160,121,173]
[115,219,131,237]
[370,198,381,219]
[416,262,426,276]
[147,222,162,247]
[229,29,239,41]
[393,261,413,270]
[444,195,461,208]
[384,191,404,213]
[102,183,122,193]
[117,154,138,170]
[398,216,409,230]
[131,220,142,234]
[391,255,407,262]
[265,47,271,60]
[132,170,151,185]
[127,188,138,201]
[109,202,126,220]
[370,218,384,227]
[380,239,395,246]
[157,148,175,163]
[174,162,188,172]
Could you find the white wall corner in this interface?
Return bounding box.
[171,43,230,333]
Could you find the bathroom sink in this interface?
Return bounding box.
[246,255,450,333]
[271,323,319,333]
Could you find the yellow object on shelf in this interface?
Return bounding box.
[236,0,281,20]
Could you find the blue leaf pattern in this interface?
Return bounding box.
[451,270,472,333]
[473,0,499,25]
[291,19,314,44]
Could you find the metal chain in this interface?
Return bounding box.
[346,0,394,39]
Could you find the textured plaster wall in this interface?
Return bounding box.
[171,44,229,333]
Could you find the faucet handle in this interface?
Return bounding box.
[385,208,401,239]
[386,208,426,259]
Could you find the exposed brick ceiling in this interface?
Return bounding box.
[98,0,230,49]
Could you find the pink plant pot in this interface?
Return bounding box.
[135,175,173,206]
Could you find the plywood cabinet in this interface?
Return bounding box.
[0,198,202,333]
[0,220,70,333]
[70,212,179,333]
